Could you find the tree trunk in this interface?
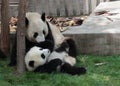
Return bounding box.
[1,0,10,56]
[16,0,26,75]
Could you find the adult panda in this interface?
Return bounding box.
[8,12,76,67]
[25,12,77,66]
[8,12,54,66]
[25,12,77,58]
[25,45,86,75]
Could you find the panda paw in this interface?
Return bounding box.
[77,67,86,75]
[60,63,86,75]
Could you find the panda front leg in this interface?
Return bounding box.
[60,63,86,75]
[36,40,54,52]
[34,59,62,73]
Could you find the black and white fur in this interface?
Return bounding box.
[25,43,86,75]
[35,41,86,75]
[25,46,63,73]
[25,12,77,59]
[9,12,78,70]
[25,46,51,71]
[8,12,54,66]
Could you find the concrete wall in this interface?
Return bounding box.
[0,0,110,20]
[63,1,120,55]
[63,33,120,55]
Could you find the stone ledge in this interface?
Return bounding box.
[63,1,120,55]
[63,33,120,55]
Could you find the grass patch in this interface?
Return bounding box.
[0,55,120,86]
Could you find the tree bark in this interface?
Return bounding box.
[1,0,10,56]
[16,0,26,74]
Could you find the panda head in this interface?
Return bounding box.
[25,46,50,71]
[25,12,48,43]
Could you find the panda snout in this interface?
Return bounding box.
[36,36,45,43]
[43,49,50,55]
[46,49,50,54]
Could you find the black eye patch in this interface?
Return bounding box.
[43,30,46,35]
[33,32,38,38]
[29,61,34,67]
[41,53,45,59]
[39,48,43,50]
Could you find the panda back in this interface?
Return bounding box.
[48,23,64,49]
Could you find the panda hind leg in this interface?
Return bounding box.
[60,63,86,75]
[44,59,62,73]
[65,38,77,58]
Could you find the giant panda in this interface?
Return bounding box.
[25,44,86,75]
[8,12,54,66]
[25,46,51,71]
[9,12,76,67]
[24,12,77,66]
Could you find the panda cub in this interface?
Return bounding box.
[25,42,86,75]
[25,46,51,71]
[25,46,63,73]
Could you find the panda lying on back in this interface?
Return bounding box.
[25,42,86,75]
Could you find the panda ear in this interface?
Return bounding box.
[41,13,46,22]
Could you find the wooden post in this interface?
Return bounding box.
[1,0,10,56]
[16,0,26,75]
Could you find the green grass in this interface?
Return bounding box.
[0,55,120,86]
